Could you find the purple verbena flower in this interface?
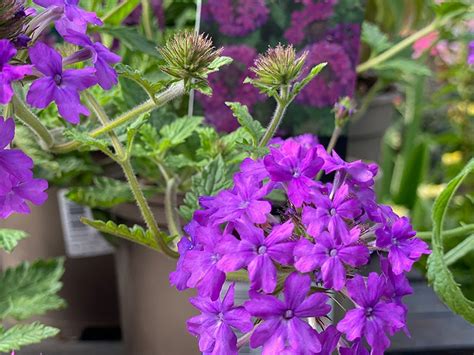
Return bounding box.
[337,273,405,354]
[187,283,253,355]
[63,30,121,90]
[302,183,360,242]
[245,272,331,354]
[26,42,97,124]
[294,228,369,290]
[315,325,341,355]
[375,216,430,274]
[468,41,474,65]
[0,40,32,104]
[207,0,268,37]
[264,138,323,207]
[218,221,295,293]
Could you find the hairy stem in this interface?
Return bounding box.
[165,177,182,239]
[141,0,153,40]
[11,94,54,148]
[326,126,342,154]
[51,81,186,153]
[258,86,290,148]
[417,224,474,241]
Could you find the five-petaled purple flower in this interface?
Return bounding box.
[187,283,253,355]
[0,40,32,104]
[218,221,295,293]
[294,228,369,290]
[245,273,331,354]
[264,138,323,207]
[337,273,405,354]
[63,30,121,90]
[26,42,97,124]
[376,216,430,274]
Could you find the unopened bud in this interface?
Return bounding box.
[333,96,356,128]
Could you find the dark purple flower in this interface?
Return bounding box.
[183,226,229,300]
[63,30,121,90]
[218,221,295,293]
[468,41,474,65]
[207,0,268,37]
[245,273,331,354]
[376,216,430,274]
[284,1,335,45]
[196,45,264,132]
[0,117,48,219]
[325,23,362,65]
[337,273,405,354]
[297,41,355,108]
[0,40,32,104]
[302,183,360,242]
[294,228,369,290]
[315,325,340,355]
[339,339,369,355]
[205,173,272,225]
[33,0,102,35]
[187,283,253,355]
[26,42,97,124]
[264,138,323,207]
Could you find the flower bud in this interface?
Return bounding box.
[250,44,307,89]
[333,96,356,128]
[159,31,222,83]
[0,0,30,44]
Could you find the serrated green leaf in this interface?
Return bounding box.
[361,22,393,55]
[159,116,203,148]
[80,218,159,251]
[444,234,474,266]
[179,156,233,220]
[116,64,168,101]
[427,159,474,324]
[0,322,59,351]
[208,56,233,72]
[66,177,156,209]
[102,0,141,25]
[291,63,327,97]
[226,102,265,145]
[237,143,269,158]
[0,229,28,253]
[0,259,65,320]
[434,1,469,18]
[64,129,113,157]
[375,59,432,77]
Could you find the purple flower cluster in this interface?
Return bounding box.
[196,45,264,132]
[0,1,120,124]
[0,117,47,218]
[297,41,356,107]
[171,135,430,354]
[205,0,269,37]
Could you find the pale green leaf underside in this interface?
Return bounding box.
[0,229,28,253]
[0,322,59,351]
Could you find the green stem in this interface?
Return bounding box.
[351,79,384,123]
[51,81,185,154]
[165,177,182,239]
[11,94,54,148]
[326,126,342,154]
[258,86,290,148]
[141,0,153,40]
[417,224,474,241]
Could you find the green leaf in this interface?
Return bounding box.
[427,159,474,324]
[115,64,168,101]
[0,229,28,253]
[100,26,160,57]
[375,59,432,77]
[208,56,233,72]
[102,0,141,25]
[0,259,65,320]
[64,129,113,157]
[226,102,265,145]
[434,1,469,18]
[291,63,327,98]
[159,116,203,148]
[0,322,59,352]
[361,22,393,55]
[444,234,474,267]
[180,156,233,220]
[80,218,159,251]
[66,177,156,209]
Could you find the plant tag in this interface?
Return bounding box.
[57,189,114,258]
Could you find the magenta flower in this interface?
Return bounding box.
[26,42,97,124]
[218,221,295,293]
[63,30,121,90]
[337,273,405,354]
[187,283,253,355]
[204,173,272,225]
[468,41,474,65]
[294,228,369,290]
[238,158,268,182]
[0,40,32,104]
[302,183,360,242]
[245,273,331,354]
[0,175,48,218]
[375,216,430,274]
[315,325,341,355]
[33,0,102,35]
[264,138,323,207]
[207,0,268,37]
